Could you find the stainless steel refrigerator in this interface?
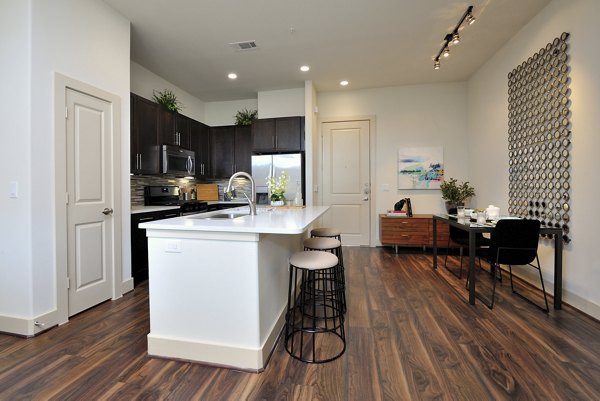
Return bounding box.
[252,153,304,204]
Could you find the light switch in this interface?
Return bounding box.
[381,184,390,192]
[165,240,182,253]
[9,181,18,198]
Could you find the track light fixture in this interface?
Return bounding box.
[433,5,474,70]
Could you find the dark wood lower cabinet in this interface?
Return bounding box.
[131,209,180,285]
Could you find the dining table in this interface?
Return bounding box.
[432,214,564,309]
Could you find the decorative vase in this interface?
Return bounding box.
[271,200,284,207]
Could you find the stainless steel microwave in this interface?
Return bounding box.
[162,145,195,177]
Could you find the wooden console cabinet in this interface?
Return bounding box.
[380,214,452,251]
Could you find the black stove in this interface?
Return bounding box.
[144,186,208,215]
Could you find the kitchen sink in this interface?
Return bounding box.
[196,212,249,220]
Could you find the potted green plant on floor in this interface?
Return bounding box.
[440,178,475,211]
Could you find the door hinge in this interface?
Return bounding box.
[65,107,68,119]
[67,277,70,289]
[65,192,69,205]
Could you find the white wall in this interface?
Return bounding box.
[204,99,258,126]
[131,61,206,123]
[467,0,600,318]
[304,81,317,206]
[0,0,33,318]
[318,83,469,231]
[258,88,305,118]
[0,0,131,333]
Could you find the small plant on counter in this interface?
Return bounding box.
[266,170,289,203]
[234,108,258,126]
[152,89,183,112]
[440,177,476,207]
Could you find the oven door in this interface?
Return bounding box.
[162,145,195,176]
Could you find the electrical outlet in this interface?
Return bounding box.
[165,240,182,253]
[9,181,18,198]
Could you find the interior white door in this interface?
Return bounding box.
[322,120,370,246]
[66,88,114,316]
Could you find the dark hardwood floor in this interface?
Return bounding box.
[1,247,600,400]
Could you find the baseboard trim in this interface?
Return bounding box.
[148,306,287,371]
[0,309,58,337]
[121,278,134,295]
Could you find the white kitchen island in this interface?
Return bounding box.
[139,205,329,371]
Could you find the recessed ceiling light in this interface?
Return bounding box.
[228,73,237,80]
[340,80,349,86]
[300,65,310,72]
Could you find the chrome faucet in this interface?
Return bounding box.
[225,171,256,215]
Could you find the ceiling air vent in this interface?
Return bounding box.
[229,41,258,51]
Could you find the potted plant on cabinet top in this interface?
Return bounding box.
[234,108,258,126]
[152,89,183,112]
[440,178,475,211]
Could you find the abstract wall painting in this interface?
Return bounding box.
[397,147,444,190]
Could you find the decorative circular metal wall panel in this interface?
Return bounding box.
[508,32,571,243]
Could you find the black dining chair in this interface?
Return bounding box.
[479,219,549,312]
[444,208,490,279]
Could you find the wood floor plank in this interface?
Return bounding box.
[1,247,600,400]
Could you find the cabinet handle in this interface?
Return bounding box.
[139,154,142,170]
[231,164,234,174]
[275,136,278,149]
[164,213,179,218]
[401,234,409,237]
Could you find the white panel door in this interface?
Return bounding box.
[66,88,114,316]
[322,120,370,246]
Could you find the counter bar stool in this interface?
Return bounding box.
[285,251,346,363]
[310,227,344,267]
[303,237,346,314]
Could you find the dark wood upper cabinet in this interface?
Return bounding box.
[251,119,276,150]
[251,116,304,152]
[190,119,211,179]
[234,125,252,173]
[210,126,235,178]
[209,125,252,178]
[131,93,160,174]
[159,108,190,148]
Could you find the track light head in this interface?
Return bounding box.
[442,47,450,58]
[452,32,460,45]
[467,13,475,25]
[434,60,440,70]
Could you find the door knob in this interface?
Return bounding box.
[102,208,114,215]
[363,196,369,201]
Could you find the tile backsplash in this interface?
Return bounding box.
[130,175,253,206]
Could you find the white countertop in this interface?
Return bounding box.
[139,205,329,234]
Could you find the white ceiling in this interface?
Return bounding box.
[103,0,550,102]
